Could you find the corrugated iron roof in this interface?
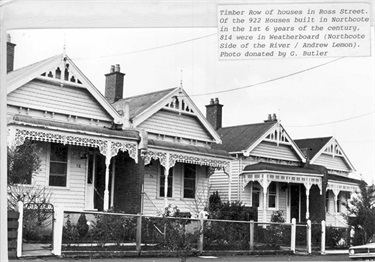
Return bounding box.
[113,87,176,120]
[294,137,332,159]
[10,115,139,140]
[327,173,362,184]
[242,162,322,175]
[212,122,276,153]
[148,139,231,159]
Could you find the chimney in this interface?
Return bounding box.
[105,64,125,103]
[205,97,223,130]
[264,113,277,123]
[7,34,16,73]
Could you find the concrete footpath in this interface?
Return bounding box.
[9,253,351,262]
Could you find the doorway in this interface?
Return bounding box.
[85,150,108,211]
[290,184,300,222]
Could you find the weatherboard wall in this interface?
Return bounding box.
[250,141,300,162]
[314,153,351,173]
[142,160,209,216]
[30,142,86,210]
[138,109,213,143]
[7,79,113,124]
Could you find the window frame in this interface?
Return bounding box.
[268,182,278,209]
[48,142,69,188]
[251,182,261,208]
[183,163,196,199]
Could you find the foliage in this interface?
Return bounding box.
[77,214,89,238]
[7,140,41,185]
[208,193,248,221]
[205,193,251,249]
[7,184,52,211]
[182,185,211,218]
[326,226,348,248]
[265,211,286,247]
[90,210,137,246]
[8,185,53,241]
[344,180,375,245]
[208,191,222,217]
[160,205,198,262]
[62,214,79,242]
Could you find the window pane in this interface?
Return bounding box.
[50,162,67,175]
[50,143,68,161]
[269,182,276,193]
[252,192,260,207]
[49,143,68,187]
[269,195,276,208]
[49,175,66,187]
[268,182,277,208]
[184,189,195,199]
[184,164,196,199]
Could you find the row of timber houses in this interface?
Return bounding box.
[6,36,361,227]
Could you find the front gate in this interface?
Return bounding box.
[22,202,54,256]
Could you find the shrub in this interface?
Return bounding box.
[265,211,286,247]
[326,226,348,248]
[160,205,199,262]
[205,196,250,249]
[90,210,136,246]
[77,214,89,238]
[63,214,79,242]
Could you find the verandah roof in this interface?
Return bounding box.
[10,114,139,140]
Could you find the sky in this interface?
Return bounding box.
[8,27,374,184]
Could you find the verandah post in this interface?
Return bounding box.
[136,213,142,254]
[17,201,23,257]
[307,220,312,254]
[198,211,204,254]
[250,220,255,251]
[321,220,326,255]
[291,218,296,253]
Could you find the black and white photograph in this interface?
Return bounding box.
[1,1,374,261]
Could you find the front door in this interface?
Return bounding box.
[85,152,96,210]
[290,184,300,222]
[85,150,107,210]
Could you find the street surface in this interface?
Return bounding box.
[9,254,352,262]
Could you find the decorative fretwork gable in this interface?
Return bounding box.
[323,140,344,157]
[264,126,290,145]
[245,123,306,163]
[164,95,194,114]
[7,54,122,124]
[132,87,222,144]
[39,60,84,86]
[311,137,355,173]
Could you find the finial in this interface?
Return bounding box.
[63,33,67,57]
[180,69,183,88]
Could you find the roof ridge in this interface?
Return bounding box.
[121,87,178,101]
[219,121,276,130]
[294,136,333,141]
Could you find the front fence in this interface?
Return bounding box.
[49,210,351,257]
[55,210,297,256]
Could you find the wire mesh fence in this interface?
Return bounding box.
[62,211,138,252]
[203,219,250,250]
[59,210,350,255]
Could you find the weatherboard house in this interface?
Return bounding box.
[6,37,231,216]
[207,99,361,226]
